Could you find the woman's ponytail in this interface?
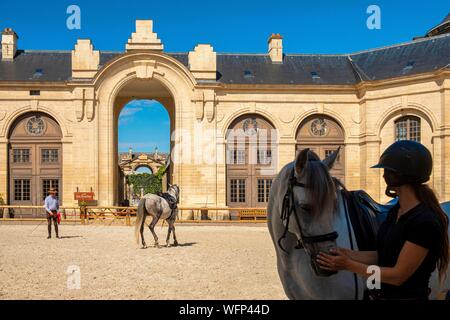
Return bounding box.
[414,184,449,285]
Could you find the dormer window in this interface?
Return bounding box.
[32,69,43,79]
[402,61,415,73]
[244,70,254,79]
[311,71,320,80]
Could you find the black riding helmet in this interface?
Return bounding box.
[372,140,433,189]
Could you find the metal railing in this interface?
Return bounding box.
[0,205,268,225]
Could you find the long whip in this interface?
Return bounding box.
[30,208,50,235]
[30,216,46,235]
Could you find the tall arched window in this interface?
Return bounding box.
[8,112,62,210]
[226,115,277,212]
[395,116,421,142]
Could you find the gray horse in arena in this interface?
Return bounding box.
[267,148,450,300]
[135,184,180,249]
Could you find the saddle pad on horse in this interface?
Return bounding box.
[157,192,178,210]
[341,190,398,251]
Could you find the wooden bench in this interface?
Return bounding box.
[238,209,267,221]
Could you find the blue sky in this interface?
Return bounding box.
[118,100,170,153]
[1,0,449,152]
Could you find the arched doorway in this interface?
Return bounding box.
[134,166,153,174]
[8,112,62,209]
[114,81,174,205]
[94,52,197,207]
[226,114,277,211]
[296,115,345,182]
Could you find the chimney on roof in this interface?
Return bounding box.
[2,28,18,61]
[268,33,283,64]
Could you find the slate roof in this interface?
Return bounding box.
[0,32,449,85]
[215,54,359,85]
[0,51,72,82]
[347,34,450,81]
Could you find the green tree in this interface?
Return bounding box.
[127,166,166,196]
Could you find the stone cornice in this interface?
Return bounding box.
[0,68,448,98]
[212,83,357,93]
[356,69,450,92]
[0,81,70,88]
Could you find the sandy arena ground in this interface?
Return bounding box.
[0,224,286,300]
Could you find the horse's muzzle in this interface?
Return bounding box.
[310,256,338,277]
[309,246,338,277]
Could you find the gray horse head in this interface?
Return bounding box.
[168,184,180,203]
[288,147,341,277]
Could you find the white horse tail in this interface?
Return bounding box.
[135,198,148,245]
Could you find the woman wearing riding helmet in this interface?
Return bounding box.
[317,140,449,300]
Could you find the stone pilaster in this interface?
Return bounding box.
[0,138,8,203]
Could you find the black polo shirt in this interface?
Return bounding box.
[377,202,443,299]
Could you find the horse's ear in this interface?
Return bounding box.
[295,148,310,176]
[322,147,341,170]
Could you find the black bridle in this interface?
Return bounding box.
[278,169,339,254]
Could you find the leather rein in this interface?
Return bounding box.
[279,169,338,253]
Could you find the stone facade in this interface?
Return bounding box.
[0,19,449,215]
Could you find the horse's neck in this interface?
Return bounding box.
[167,190,177,200]
[333,191,358,248]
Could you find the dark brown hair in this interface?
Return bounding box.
[413,183,449,284]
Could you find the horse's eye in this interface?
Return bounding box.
[299,204,312,213]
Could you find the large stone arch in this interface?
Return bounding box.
[93,52,197,91]
[93,52,197,205]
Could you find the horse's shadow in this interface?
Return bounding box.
[175,242,196,247]
[58,236,83,239]
[142,242,197,249]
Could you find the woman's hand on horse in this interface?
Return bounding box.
[316,248,351,271]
